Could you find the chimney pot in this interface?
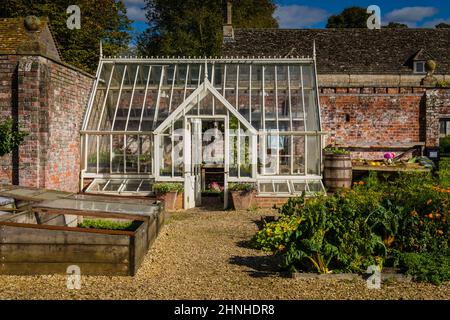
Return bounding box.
[223,1,234,41]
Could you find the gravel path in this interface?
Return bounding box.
[0,208,449,300]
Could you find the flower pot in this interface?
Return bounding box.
[230,190,254,210]
[156,191,178,210]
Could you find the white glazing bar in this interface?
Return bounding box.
[171,122,174,177]
[197,65,202,115]
[125,65,140,131]
[96,64,115,131]
[109,134,113,173]
[83,61,104,130]
[291,134,294,174]
[236,65,239,110]
[96,135,99,174]
[110,65,128,130]
[300,65,307,175]
[152,66,166,129]
[275,66,280,175]
[251,133,257,178]
[223,65,227,95]
[168,65,177,112]
[287,66,293,130]
[211,63,215,115]
[137,135,140,174]
[249,64,252,124]
[237,123,241,178]
[262,66,266,132]
[183,64,190,116]
[123,134,127,173]
[138,66,152,131]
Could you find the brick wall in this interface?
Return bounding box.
[425,89,450,148]
[0,54,93,192]
[319,86,434,160]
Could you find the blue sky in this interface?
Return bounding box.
[123,0,450,34]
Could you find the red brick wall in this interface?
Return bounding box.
[0,55,93,192]
[425,89,450,148]
[253,196,290,209]
[319,87,427,160]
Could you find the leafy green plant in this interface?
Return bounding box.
[0,118,28,157]
[392,252,450,285]
[229,182,255,193]
[78,219,139,231]
[323,145,350,155]
[252,172,450,282]
[153,182,183,193]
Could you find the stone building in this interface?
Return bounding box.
[223,27,450,159]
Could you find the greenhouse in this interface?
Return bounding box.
[81,54,326,208]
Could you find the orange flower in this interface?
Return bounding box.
[426,199,433,205]
[427,213,434,219]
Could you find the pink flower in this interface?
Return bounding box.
[384,152,395,160]
[210,182,224,192]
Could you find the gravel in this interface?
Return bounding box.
[0,207,449,300]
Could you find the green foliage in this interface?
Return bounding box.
[153,182,184,193]
[384,22,408,28]
[78,218,138,231]
[229,182,255,192]
[326,7,369,28]
[323,146,350,155]
[436,23,450,29]
[0,117,28,157]
[392,252,450,285]
[252,172,450,283]
[137,0,278,56]
[0,0,132,74]
[437,81,450,88]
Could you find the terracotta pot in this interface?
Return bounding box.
[230,190,254,210]
[156,191,178,210]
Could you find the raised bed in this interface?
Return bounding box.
[0,195,164,276]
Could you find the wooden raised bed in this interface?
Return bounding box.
[0,195,164,276]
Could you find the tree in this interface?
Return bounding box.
[385,22,408,28]
[326,7,369,28]
[0,0,132,74]
[137,0,278,57]
[436,23,450,29]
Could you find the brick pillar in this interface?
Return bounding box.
[17,56,49,188]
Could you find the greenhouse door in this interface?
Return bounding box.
[184,119,202,209]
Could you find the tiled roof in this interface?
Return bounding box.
[222,28,450,75]
[0,17,61,61]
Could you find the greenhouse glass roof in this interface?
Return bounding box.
[82,57,321,134]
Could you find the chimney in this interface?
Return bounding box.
[223,1,234,41]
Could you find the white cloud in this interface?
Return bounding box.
[274,5,328,28]
[385,6,438,26]
[123,0,146,5]
[126,5,146,22]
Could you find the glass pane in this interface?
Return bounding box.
[125,135,139,173]
[173,133,184,176]
[307,135,320,175]
[240,134,252,177]
[293,181,307,193]
[293,136,305,174]
[123,180,141,192]
[229,134,238,177]
[103,180,123,192]
[279,135,291,175]
[259,182,274,193]
[140,135,152,173]
[274,182,290,193]
[98,135,110,173]
[160,135,172,176]
[86,135,97,173]
[308,181,324,192]
[111,135,124,173]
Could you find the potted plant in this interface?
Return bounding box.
[153,182,183,210]
[229,182,256,210]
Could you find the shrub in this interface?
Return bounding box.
[153,182,184,193]
[229,182,255,192]
[0,117,28,157]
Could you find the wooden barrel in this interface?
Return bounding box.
[323,153,352,192]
